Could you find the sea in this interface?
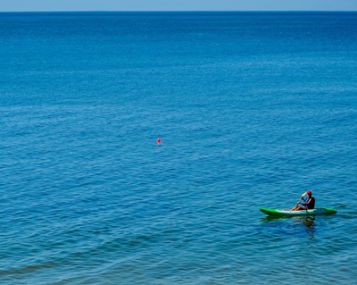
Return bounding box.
[0,12,356,285]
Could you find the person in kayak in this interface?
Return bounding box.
[291,190,315,211]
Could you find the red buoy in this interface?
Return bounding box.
[156,138,161,145]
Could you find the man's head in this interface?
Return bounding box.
[306,190,312,197]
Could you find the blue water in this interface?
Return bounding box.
[1,12,357,284]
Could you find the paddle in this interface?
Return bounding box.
[301,192,308,213]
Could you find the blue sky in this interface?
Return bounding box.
[1,0,357,12]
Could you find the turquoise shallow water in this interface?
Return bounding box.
[0,12,357,284]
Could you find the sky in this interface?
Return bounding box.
[0,0,357,12]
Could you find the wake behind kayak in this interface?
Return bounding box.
[260,208,337,217]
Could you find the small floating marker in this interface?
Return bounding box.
[156,137,161,145]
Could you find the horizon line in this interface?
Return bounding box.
[1,10,357,13]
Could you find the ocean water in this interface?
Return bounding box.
[0,12,357,284]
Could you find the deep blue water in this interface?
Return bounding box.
[0,12,357,284]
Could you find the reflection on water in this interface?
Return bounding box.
[261,215,316,229]
[302,216,316,240]
[303,216,315,228]
[261,215,317,241]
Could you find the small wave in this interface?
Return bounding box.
[0,261,57,277]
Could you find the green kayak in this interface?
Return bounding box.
[260,208,337,217]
